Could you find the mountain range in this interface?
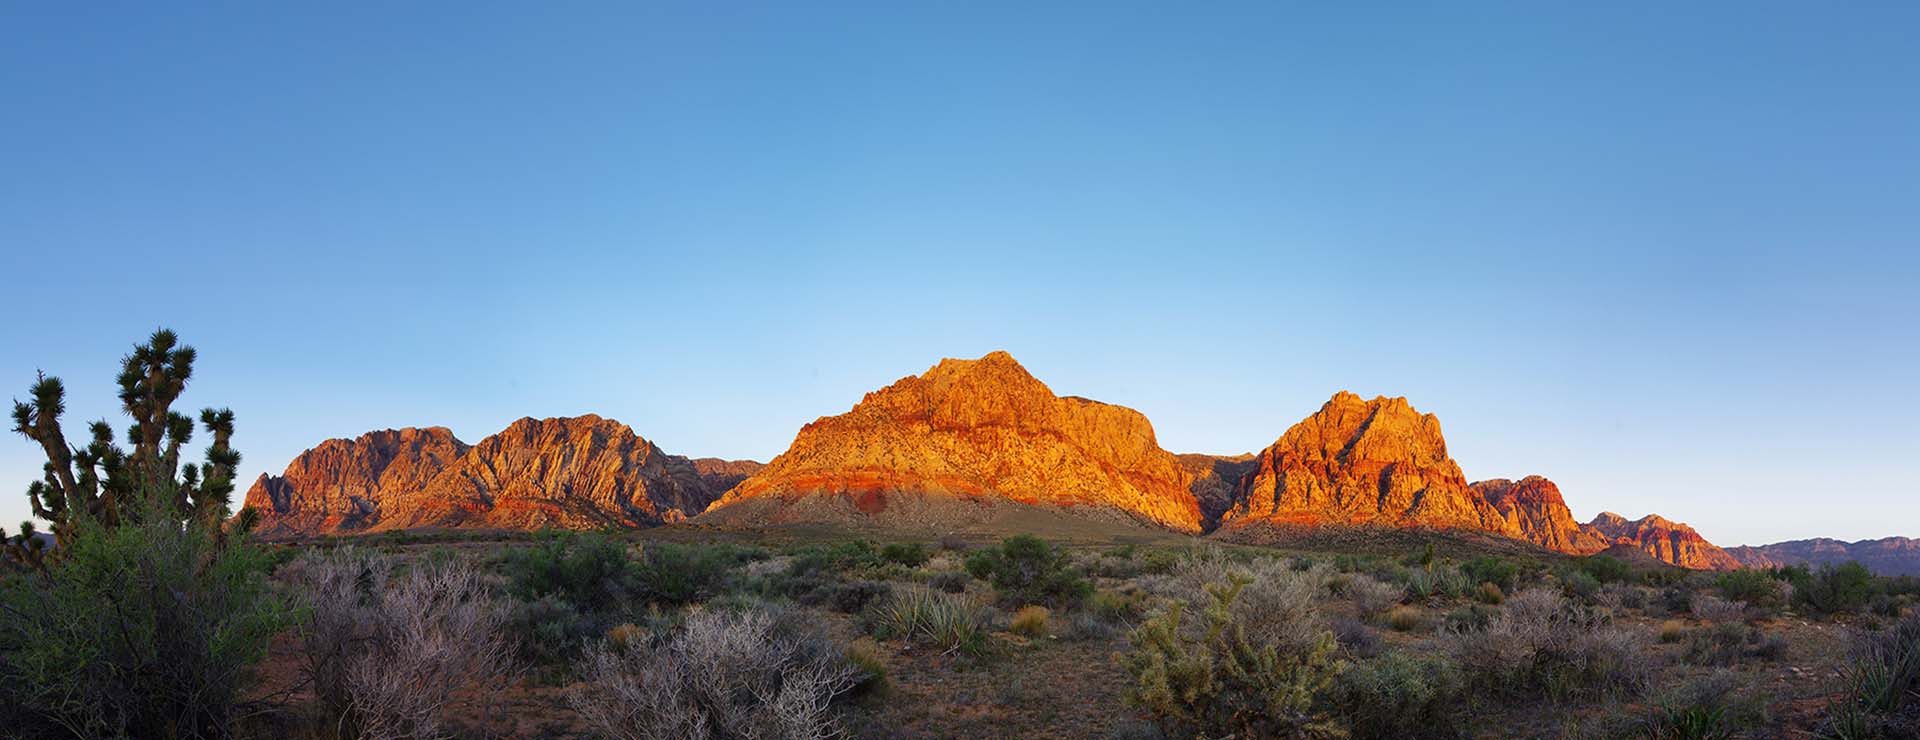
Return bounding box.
[242,351,1904,572]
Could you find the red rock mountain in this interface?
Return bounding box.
[244,427,469,536]
[1586,512,1742,570]
[244,416,751,536]
[1471,476,1609,555]
[701,351,1204,532]
[1218,392,1516,535]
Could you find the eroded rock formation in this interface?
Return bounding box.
[702,351,1204,532]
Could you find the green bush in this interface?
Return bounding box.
[1715,569,1779,606]
[634,542,741,605]
[1578,554,1632,584]
[1461,556,1520,592]
[0,507,291,738]
[503,531,642,614]
[1333,652,1470,739]
[1797,562,1875,616]
[880,541,931,567]
[964,535,1092,608]
[1118,575,1345,739]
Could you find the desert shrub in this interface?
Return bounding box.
[880,541,931,567]
[1636,670,1767,740]
[1090,588,1147,623]
[1118,575,1345,739]
[1144,553,1331,655]
[0,506,291,739]
[1333,651,1470,739]
[1821,611,1920,738]
[1691,594,1748,624]
[1475,582,1505,605]
[1331,616,1383,658]
[844,637,888,696]
[1136,548,1183,575]
[927,569,971,594]
[1346,574,1405,619]
[1445,604,1495,634]
[1657,586,1696,616]
[1580,554,1632,584]
[1870,593,1904,619]
[937,533,971,551]
[868,585,990,654]
[1443,587,1655,700]
[636,542,745,605]
[507,594,598,666]
[1011,606,1051,637]
[1660,620,1689,644]
[291,547,515,739]
[965,535,1092,608]
[1559,569,1603,603]
[570,606,862,740]
[827,579,892,614]
[1604,583,1648,611]
[1682,622,1753,666]
[1461,556,1521,592]
[1091,555,1143,578]
[1716,569,1780,606]
[504,531,642,613]
[1798,561,1876,616]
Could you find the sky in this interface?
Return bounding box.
[2,2,1916,546]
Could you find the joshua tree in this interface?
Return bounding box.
[6,329,251,569]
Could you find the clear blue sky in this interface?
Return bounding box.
[3,2,1916,546]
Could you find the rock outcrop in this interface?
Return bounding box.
[244,416,748,536]
[1586,512,1742,570]
[701,351,1204,532]
[1218,393,1515,535]
[243,427,469,536]
[1471,476,1609,555]
[1728,537,1920,576]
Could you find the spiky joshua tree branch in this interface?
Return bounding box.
[7,329,252,569]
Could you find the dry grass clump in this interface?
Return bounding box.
[1385,606,1426,632]
[1475,582,1505,605]
[1442,587,1656,700]
[1010,606,1050,637]
[1659,619,1689,644]
[290,547,515,740]
[569,606,862,740]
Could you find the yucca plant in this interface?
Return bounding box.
[868,584,988,654]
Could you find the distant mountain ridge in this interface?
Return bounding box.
[244,351,1774,570]
[1728,537,1920,576]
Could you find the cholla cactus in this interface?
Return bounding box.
[8,329,250,567]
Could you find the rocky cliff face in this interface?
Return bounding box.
[243,427,469,535]
[1728,537,1920,576]
[1218,393,1516,535]
[407,415,726,530]
[703,351,1204,532]
[1471,476,1609,555]
[1175,453,1257,527]
[245,417,750,536]
[1586,512,1741,570]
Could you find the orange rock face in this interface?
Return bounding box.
[705,351,1204,532]
[243,427,469,536]
[1471,476,1609,555]
[1586,512,1742,570]
[1219,392,1515,534]
[244,416,750,536]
